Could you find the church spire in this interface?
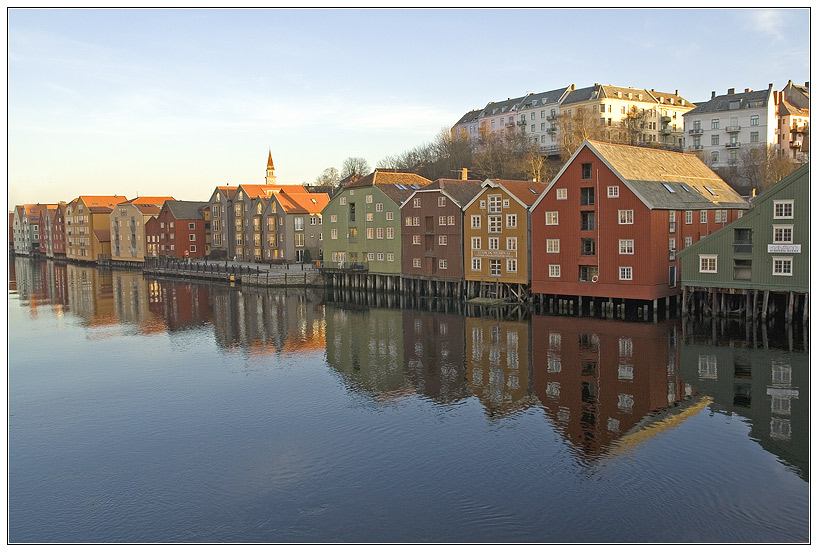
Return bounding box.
[266,149,276,186]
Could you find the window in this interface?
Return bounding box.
[581,163,592,179]
[701,210,707,224]
[711,119,719,129]
[188,233,195,241]
[376,202,383,212]
[488,237,499,250]
[438,235,447,246]
[367,253,375,261]
[685,210,692,224]
[772,257,793,276]
[506,237,517,251]
[699,254,717,273]
[580,238,595,255]
[439,259,448,270]
[366,212,374,222]
[413,198,421,208]
[580,211,595,231]
[619,266,632,280]
[366,227,374,239]
[480,200,485,209]
[439,216,447,226]
[578,265,599,282]
[488,215,502,233]
[366,194,373,204]
[502,199,510,208]
[716,210,728,223]
[340,197,346,205]
[549,264,560,277]
[447,215,455,225]
[506,214,517,228]
[618,210,633,224]
[471,215,481,229]
[685,236,693,247]
[472,257,481,271]
[376,227,384,239]
[545,211,559,225]
[413,258,421,268]
[607,186,619,198]
[580,187,594,206]
[773,200,794,219]
[377,252,384,261]
[773,225,793,243]
[750,114,759,126]
[471,237,481,250]
[490,259,501,276]
[330,214,337,223]
[405,217,413,227]
[711,134,720,146]
[546,239,559,253]
[349,204,355,222]
[188,223,195,230]
[412,234,421,245]
[386,227,393,239]
[507,258,517,273]
[556,188,567,200]
[488,195,502,213]
[387,253,394,261]
[386,212,394,221]
[619,239,634,254]
[750,131,759,143]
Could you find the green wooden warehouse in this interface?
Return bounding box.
[678,163,809,323]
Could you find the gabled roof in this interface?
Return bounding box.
[747,162,809,207]
[777,99,809,117]
[534,140,748,212]
[163,200,209,220]
[276,192,330,214]
[454,109,481,126]
[238,184,307,199]
[560,85,601,106]
[685,87,772,115]
[78,195,128,212]
[464,179,549,211]
[416,179,483,207]
[127,196,175,205]
[518,86,572,110]
[479,94,531,117]
[345,169,432,206]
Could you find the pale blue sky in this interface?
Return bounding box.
[7,8,811,207]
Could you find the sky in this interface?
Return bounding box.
[7,7,811,208]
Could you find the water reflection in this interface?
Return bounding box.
[10,257,809,479]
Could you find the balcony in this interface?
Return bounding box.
[690,145,704,151]
[790,140,802,149]
[546,114,557,122]
[689,128,703,135]
[790,125,806,134]
[517,119,526,126]
[725,142,741,149]
[661,126,672,135]
[661,115,671,124]
[424,250,436,258]
[725,125,741,133]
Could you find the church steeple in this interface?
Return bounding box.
[266,150,276,186]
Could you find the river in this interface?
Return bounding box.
[8,258,809,543]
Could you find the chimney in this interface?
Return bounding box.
[711,91,716,99]
[805,82,810,88]
[745,88,750,93]
[728,88,735,95]
[460,168,468,181]
[675,89,679,95]
[768,83,773,89]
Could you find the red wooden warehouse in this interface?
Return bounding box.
[530,140,748,313]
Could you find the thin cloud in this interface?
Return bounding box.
[745,9,787,42]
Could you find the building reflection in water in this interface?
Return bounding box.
[679,336,808,481]
[9,258,807,477]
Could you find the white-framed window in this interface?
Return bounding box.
[472,257,481,271]
[439,259,448,270]
[549,264,560,277]
[376,227,384,239]
[700,210,707,224]
[367,252,375,261]
[438,235,447,246]
[386,227,394,239]
[556,188,567,200]
[546,238,559,253]
[439,216,447,226]
[386,253,394,261]
[479,200,486,209]
[375,202,383,212]
[488,194,502,213]
[773,225,793,243]
[699,254,717,273]
[607,185,619,198]
[619,266,632,280]
[685,210,692,224]
[471,215,481,228]
[413,198,421,208]
[330,214,337,223]
[386,211,394,221]
[545,211,559,225]
[488,215,502,233]
[772,257,793,276]
[412,234,421,245]
[618,210,633,224]
[750,114,759,126]
[188,223,195,230]
[331,228,338,240]
[189,234,195,241]
[507,258,517,273]
[619,239,634,254]
[366,212,374,222]
[506,237,517,251]
[405,217,413,227]
[773,200,794,219]
[367,227,374,239]
[413,258,421,268]
[488,237,499,250]
[471,237,481,250]
[447,215,455,225]
[685,236,693,247]
[377,252,384,261]
[366,194,373,204]
[340,197,346,205]
[438,196,446,207]
[489,259,501,276]
[506,214,517,228]
[502,199,510,208]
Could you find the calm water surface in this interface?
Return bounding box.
[8,259,809,543]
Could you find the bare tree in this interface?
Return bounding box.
[314,167,340,188]
[556,107,606,161]
[739,144,800,193]
[341,157,371,179]
[619,105,652,146]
